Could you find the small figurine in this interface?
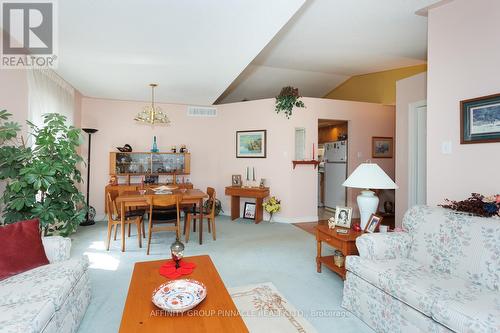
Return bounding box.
[180,145,187,153]
[171,145,177,153]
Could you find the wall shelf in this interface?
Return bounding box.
[292,160,320,169]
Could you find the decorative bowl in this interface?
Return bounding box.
[152,279,207,313]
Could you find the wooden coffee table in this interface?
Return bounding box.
[316,220,363,280]
[119,255,248,332]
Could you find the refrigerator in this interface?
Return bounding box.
[324,140,347,210]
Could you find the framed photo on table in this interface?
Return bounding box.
[365,214,383,233]
[461,93,500,144]
[232,175,242,187]
[372,137,393,158]
[236,130,267,158]
[243,202,256,219]
[334,206,352,228]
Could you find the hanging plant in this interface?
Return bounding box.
[275,86,305,119]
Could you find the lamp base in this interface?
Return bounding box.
[357,190,379,230]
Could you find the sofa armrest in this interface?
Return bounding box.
[42,236,71,263]
[356,232,412,260]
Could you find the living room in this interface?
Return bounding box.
[1,1,499,333]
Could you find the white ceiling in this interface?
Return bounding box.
[219,0,439,104]
[55,0,305,105]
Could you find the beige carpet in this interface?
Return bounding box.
[229,282,318,333]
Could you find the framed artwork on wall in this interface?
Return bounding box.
[236,130,267,158]
[372,137,393,158]
[243,202,256,219]
[461,93,500,144]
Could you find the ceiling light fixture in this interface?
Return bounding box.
[135,83,170,125]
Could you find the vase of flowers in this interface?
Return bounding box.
[263,196,281,222]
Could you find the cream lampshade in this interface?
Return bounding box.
[342,163,398,230]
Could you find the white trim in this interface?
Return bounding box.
[408,100,427,209]
[219,212,318,224]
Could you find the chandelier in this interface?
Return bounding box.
[135,83,170,125]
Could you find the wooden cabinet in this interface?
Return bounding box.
[109,152,191,176]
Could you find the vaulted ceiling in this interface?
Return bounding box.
[55,0,441,106]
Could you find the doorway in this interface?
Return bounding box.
[408,101,427,207]
[317,119,348,220]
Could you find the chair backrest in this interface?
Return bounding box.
[107,191,119,221]
[147,194,180,209]
[206,187,216,215]
[403,205,500,291]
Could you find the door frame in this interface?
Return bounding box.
[408,100,427,208]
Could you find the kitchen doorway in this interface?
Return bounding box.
[318,119,348,221]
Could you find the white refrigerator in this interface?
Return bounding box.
[324,140,347,210]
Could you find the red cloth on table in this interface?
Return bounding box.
[159,260,196,279]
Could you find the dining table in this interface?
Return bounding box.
[115,188,208,249]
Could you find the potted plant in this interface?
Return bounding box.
[0,110,86,236]
[275,86,305,119]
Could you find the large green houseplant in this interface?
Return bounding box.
[0,110,86,236]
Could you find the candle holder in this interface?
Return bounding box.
[170,238,185,269]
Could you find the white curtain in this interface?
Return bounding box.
[27,69,75,128]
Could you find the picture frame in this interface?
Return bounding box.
[460,93,500,144]
[334,206,352,229]
[365,214,383,233]
[372,137,393,158]
[236,130,267,158]
[232,174,242,187]
[243,202,256,219]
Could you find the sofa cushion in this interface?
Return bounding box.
[0,298,55,333]
[402,206,500,291]
[432,289,500,333]
[346,256,483,317]
[0,219,49,281]
[0,256,88,311]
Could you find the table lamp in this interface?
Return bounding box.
[342,163,398,230]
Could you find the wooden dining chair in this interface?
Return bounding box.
[185,187,217,243]
[146,194,181,255]
[106,191,144,251]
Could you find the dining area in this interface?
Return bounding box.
[106,186,218,253]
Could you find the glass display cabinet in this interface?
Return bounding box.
[109,152,191,175]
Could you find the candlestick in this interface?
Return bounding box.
[246,167,249,181]
[253,167,256,181]
[313,143,315,160]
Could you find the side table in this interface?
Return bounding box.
[315,220,363,280]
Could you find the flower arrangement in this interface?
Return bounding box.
[440,193,500,218]
[263,196,281,222]
[275,86,305,119]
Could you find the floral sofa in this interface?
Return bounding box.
[342,205,499,333]
[0,236,91,333]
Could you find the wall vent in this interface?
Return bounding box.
[187,106,217,117]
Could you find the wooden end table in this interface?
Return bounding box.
[224,186,270,223]
[315,219,363,280]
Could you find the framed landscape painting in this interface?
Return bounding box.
[236,130,267,158]
[461,93,500,144]
[372,137,393,158]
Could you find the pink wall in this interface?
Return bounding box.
[81,97,395,221]
[395,72,427,224]
[0,70,29,137]
[427,0,500,204]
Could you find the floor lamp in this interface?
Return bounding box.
[80,128,98,226]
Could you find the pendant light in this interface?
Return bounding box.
[134,83,170,125]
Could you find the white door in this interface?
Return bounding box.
[409,102,427,206]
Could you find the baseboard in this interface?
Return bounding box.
[219,212,318,224]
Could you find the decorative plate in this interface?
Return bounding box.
[152,279,207,313]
